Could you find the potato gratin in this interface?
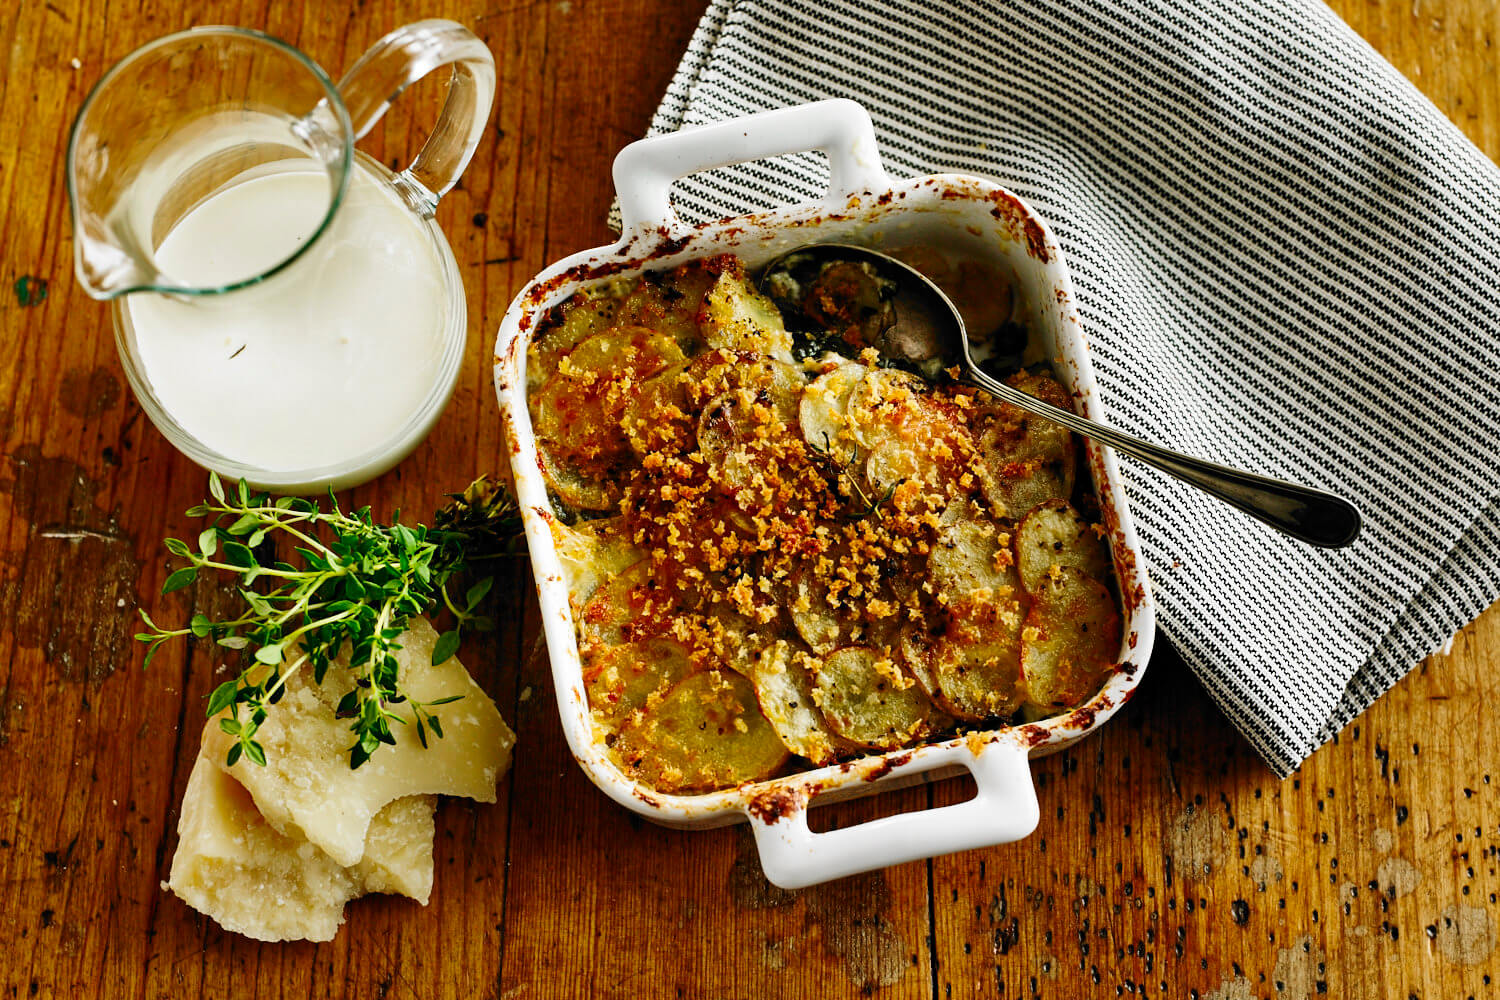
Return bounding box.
[527,253,1121,794]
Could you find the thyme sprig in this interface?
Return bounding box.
[137,473,523,770]
[808,431,900,521]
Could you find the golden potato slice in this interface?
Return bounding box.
[1014,499,1111,595]
[526,289,623,389]
[613,670,790,793]
[850,378,979,496]
[621,350,740,454]
[789,565,846,654]
[565,325,685,380]
[976,373,1078,519]
[1021,567,1122,712]
[620,361,693,456]
[584,638,694,730]
[695,361,805,499]
[697,395,762,497]
[697,390,783,495]
[899,596,1026,722]
[981,457,1070,521]
[531,326,685,469]
[815,646,940,750]
[551,517,643,607]
[578,560,673,649]
[748,641,845,766]
[799,362,868,465]
[696,598,782,678]
[703,270,795,363]
[846,368,925,450]
[615,270,713,355]
[939,601,1026,719]
[927,519,1018,605]
[789,564,903,655]
[536,447,617,512]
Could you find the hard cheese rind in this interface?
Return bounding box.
[166,740,437,943]
[203,616,516,867]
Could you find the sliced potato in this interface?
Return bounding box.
[697,389,788,494]
[532,326,685,470]
[526,289,623,389]
[1014,500,1111,595]
[975,371,1078,518]
[615,271,712,355]
[980,458,1070,521]
[899,595,1026,722]
[551,517,643,606]
[613,670,790,793]
[815,646,939,750]
[799,362,868,464]
[698,599,781,677]
[927,518,1017,604]
[846,368,925,450]
[1021,567,1122,712]
[789,566,846,654]
[702,270,795,363]
[935,600,1026,720]
[896,619,942,701]
[863,439,931,495]
[536,446,617,512]
[620,361,693,456]
[850,377,978,496]
[748,642,845,765]
[697,394,762,496]
[565,325,685,380]
[789,564,903,655]
[584,638,695,729]
[695,361,805,500]
[578,560,671,649]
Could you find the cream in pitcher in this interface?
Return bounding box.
[125,160,450,471]
[67,22,496,492]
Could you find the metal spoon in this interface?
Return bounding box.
[759,243,1362,548]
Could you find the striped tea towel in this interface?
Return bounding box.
[634,0,1500,775]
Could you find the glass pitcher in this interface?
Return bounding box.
[67,21,495,492]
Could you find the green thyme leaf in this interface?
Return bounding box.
[431,629,461,666]
[162,567,197,595]
[206,680,239,717]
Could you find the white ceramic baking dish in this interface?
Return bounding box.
[493,99,1155,889]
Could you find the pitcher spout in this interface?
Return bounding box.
[72,225,158,300]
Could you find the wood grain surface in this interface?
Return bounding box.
[2,1,1497,998]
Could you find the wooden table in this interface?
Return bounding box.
[3,1,1498,997]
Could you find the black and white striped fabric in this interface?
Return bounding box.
[634,0,1500,775]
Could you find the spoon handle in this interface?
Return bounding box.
[962,370,1363,548]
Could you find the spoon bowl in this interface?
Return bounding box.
[760,243,1363,549]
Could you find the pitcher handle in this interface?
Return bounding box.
[337,19,496,215]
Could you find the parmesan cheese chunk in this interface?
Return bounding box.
[166,742,436,942]
[204,616,515,867]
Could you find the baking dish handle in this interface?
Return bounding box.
[613,98,891,238]
[745,738,1040,890]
